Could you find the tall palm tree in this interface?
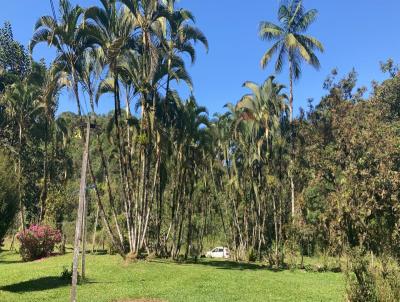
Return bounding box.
[162,1,208,103]
[37,67,65,221]
[118,0,167,82]
[259,0,323,121]
[84,0,136,116]
[236,76,288,262]
[168,96,209,259]
[117,0,168,124]
[31,0,85,115]
[84,0,138,253]
[259,0,323,217]
[112,0,169,253]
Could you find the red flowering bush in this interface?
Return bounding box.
[17,225,62,261]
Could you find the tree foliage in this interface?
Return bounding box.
[0,151,18,245]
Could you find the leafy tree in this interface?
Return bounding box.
[0,150,18,246]
[0,22,31,79]
[2,82,41,229]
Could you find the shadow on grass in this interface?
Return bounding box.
[0,250,23,265]
[0,259,23,265]
[188,260,342,273]
[0,276,69,293]
[150,259,282,272]
[193,260,277,271]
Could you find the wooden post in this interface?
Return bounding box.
[71,121,90,302]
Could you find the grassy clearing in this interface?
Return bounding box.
[0,248,345,302]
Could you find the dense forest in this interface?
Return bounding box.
[0,0,399,301]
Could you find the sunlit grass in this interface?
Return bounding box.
[0,246,345,302]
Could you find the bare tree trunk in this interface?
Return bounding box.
[71,121,90,302]
[91,204,99,254]
[81,193,88,280]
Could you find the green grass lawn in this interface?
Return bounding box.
[0,249,345,302]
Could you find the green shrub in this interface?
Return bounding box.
[346,251,378,302]
[346,250,400,302]
[247,248,257,262]
[60,265,80,283]
[375,256,400,301]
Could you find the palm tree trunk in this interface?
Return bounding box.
[164,54,172,118]
[88,155,125,257]
[289,60,295,219]
[273,195,279,266]
[96,135,124,247]
[39,121,49,222]
[73,77,82,117]
[156,161,164,255]
[289,61,294,123]
[139,144,160,251]
[114,72,134,253]
[91,203,99,254]
[174,195,186,260]
[185,184,194,260]
[18,124,25,230]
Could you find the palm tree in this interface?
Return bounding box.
[259,0,323,121]
[237,76,287,147]
[236,76,288,264]
[31,0,85,115]
[259,0,323,217]
[102,0,168,253]
[162,1,208,104]
[167,96,209,258]
[84,0,136,115]
[84,0,138,253]
[77,48,104,112]
[37,66,65,221]
[118,0,168,85]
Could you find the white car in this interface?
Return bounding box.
[206,247,230,259]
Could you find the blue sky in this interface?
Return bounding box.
[1,0,400,116]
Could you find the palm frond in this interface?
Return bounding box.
[260,41,281,69]
[259,22,284,40]
[294,9,318,32]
